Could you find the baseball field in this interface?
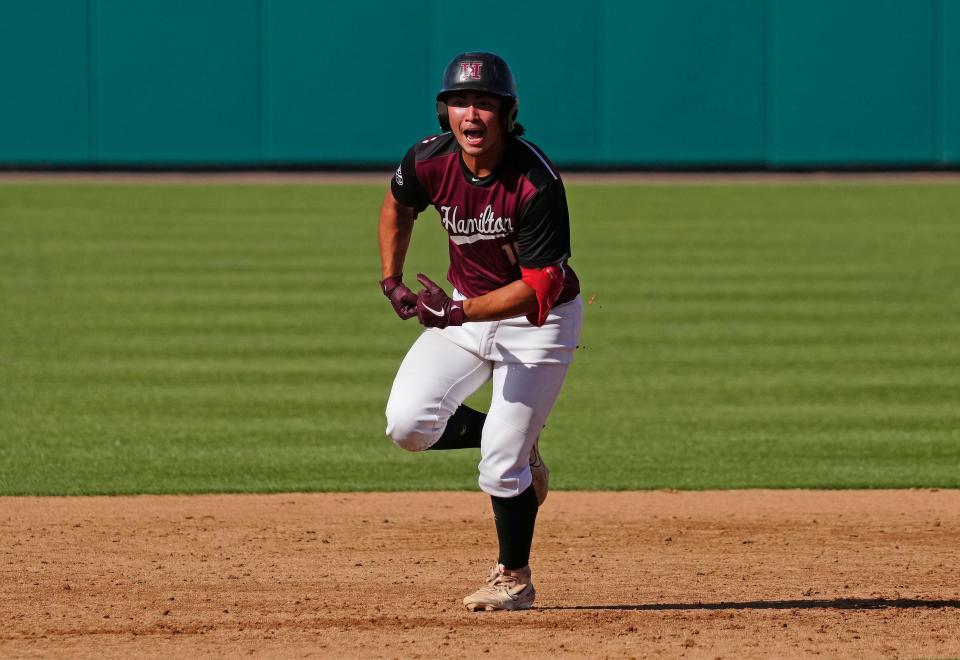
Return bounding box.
[2,178,959,657]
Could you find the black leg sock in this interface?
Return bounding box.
[428,405,486,450]
[491,485,539,570]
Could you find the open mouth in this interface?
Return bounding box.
[462,128,485,146]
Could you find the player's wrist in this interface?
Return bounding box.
[414,274,465,328]
[380,273,404,294]
[449,299,466,325]
[381,273,418,320]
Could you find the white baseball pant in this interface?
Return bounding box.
[386,295,583,498]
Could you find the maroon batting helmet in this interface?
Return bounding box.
[436,52,520,134]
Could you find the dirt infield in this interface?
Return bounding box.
[3,490,959,659]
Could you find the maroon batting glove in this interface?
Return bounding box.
[415,274,465,328]
[380,274,418,320]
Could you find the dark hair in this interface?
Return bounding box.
[510,122,526,137]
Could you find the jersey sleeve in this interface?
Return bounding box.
[390,146,431,214]
[516,179,572,268]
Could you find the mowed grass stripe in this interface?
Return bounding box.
[1,182,959,495]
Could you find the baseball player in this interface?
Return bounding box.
[378,52,582,611]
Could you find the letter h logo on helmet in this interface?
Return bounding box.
[458,62,483,81]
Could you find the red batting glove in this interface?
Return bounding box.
[380,274,418,320]
[415,274,465,328]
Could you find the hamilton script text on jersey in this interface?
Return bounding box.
[440,204,514,244]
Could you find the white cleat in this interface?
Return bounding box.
[463,563,535,612]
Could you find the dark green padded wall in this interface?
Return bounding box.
[264,0,433,163]
[600,0,766,165]
[943,0,960,161]
[0,0,91,163]
[770,0,935,166]
[95,0,260,163]
[0,0,957,167]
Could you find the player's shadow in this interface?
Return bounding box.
[542,598,960,611]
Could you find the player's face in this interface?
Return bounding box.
[446,92,504,158]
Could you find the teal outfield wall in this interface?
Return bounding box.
[2,0,959,168]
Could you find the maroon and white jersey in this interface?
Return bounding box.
[390,133,579,305]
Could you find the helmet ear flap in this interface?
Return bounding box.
[436,99,451,132]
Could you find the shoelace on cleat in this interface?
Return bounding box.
[478,566,528,599]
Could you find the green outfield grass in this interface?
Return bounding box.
[1,181,959,495]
